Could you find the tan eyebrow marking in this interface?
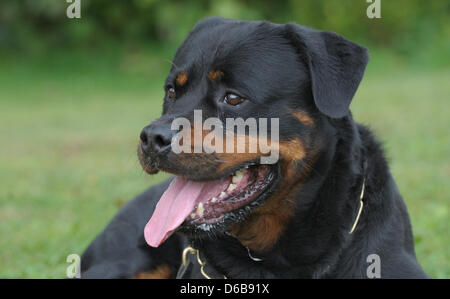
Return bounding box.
[208,69,224,81]
[176,71,188,86]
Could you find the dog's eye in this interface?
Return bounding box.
[167,86,176,99]
[224,93,245,106]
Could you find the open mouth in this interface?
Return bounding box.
[144,163,279,247]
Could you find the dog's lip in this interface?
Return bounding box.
[138,144,160,174]
[144,152,262,181]
[171,159,263,182]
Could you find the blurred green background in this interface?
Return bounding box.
[0,0,448,278]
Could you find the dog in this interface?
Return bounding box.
[80,18,429,278]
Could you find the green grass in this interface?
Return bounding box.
[0,49,448,278]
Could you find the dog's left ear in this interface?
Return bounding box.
[284,24,369,118]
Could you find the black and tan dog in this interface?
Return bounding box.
[80,18,428,278]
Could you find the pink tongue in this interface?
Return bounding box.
[144,176,229,247]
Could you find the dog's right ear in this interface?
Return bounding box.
[284,23,369,118]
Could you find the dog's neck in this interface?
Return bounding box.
[190,117,374,278]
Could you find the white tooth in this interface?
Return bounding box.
[220,192,226,198]
[227,183,236,192]
[196,203,204,216]
[232,168,247,183]
[211,197,218,203]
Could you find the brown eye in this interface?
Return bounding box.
[168,87,176,99]
[224,93,245,106]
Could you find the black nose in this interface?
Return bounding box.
[140,124,175,154]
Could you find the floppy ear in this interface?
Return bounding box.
[284,23,369,118]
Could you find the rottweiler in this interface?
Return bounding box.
[80,18,429,278]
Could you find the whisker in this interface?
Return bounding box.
[164,59,179,70]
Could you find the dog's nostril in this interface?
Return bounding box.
[154,134,171,149]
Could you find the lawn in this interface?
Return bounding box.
[0,49,448,278]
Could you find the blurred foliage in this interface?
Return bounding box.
[0,0,449,60]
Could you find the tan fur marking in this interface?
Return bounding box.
[229,184,296,251]
[216,137,306,172]
[208,69,224,81]
[176,71,188,86]
[133,264,171,279]
[292,111,314,126]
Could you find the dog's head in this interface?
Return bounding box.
[138,18,368,250]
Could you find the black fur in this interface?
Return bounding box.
[80,18,428,278]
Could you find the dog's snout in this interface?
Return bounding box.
[140,124,174,154]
